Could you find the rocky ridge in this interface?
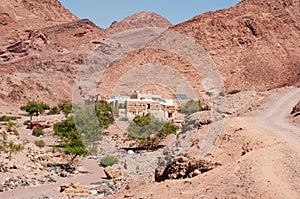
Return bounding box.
[105,12,172,36]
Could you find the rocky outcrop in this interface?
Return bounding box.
[180,111,213,133]
[155,157,221,182]
[105,12,172,36]
[0,0,77,27]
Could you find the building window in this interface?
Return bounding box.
[147,104,151,110]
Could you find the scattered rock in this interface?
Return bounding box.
[128,150,135,155]
[60,172,68,178]
[104,167,122,179]
[60,182,91,194]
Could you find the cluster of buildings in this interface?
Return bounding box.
[98,91,188,122]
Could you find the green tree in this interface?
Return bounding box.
[59,102,73,118]
[0,133,24,161]
[20,101,50,121]
[74,102,114,142]
[54,117,88,165]
[128,114,179,150]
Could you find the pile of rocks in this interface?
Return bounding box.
[155,156,221,182]
[0,175,49,192]
[60,182,91,194]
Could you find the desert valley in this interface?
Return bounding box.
[0,0,299,198]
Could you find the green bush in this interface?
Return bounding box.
[21,101,50,120]
[100,155,118,167]
[59,102,73,118]
[54,117,88,164]
[47,106,60,115]
[23,120,30,126]
[0,133,24,160]
[219,92,225,97]
[34,140,45,148]
[180,100,202,116]
[0,115,21,122]
[74,102,114,143]
[32,126,44,137]
[228,90,241,95]
[128,114,179,150]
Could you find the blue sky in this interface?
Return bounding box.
[59,0,241,28]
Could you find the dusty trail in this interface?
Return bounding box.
[254,87,300,198]
[258,87,300,149]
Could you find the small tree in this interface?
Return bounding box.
[74,102,114,146]
[54,117,88,165]
[180,100,202,116]
[32,126,44,137]
[100,155,118,167]
[128,114,179,150]
[0,133,24,161]
[59,102,73,118]
[20,101,50,122]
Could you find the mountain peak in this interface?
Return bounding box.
[105,11,172,36]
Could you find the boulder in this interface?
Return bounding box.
[291,101,300,116]
[60,182,91,194]
[155,157,221,182]
[104,167,121,179]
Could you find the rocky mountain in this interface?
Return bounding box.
[105,12,172,36]
[0,0,78,28]
[1,0,299,105]
[172,0,300,91]
[0,0,106,105]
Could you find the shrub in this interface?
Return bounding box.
[54,117,88,164]
[34,140,45,148]
[74,102,114,143]
[228,90,241,95]
[59,102,73,118]
[219,92,225,97]
[21,101,50,121]
[47,106,60,115]
[0,115,21,122]
[180,100,202,116]
[100,155,118,167]
[0,133,24,160]
[23,120,30,126]
[32,126,44,137]
[128,114,179,150]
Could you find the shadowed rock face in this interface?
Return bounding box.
[172,0,300,91]
[105,12,173,36]
[155,157,221,182]
[291,101,300,116]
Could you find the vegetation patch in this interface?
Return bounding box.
[0,115,21,122]
[100,155,118,167]
[32,126,44,137]
[34,140,45,148]
[128,114,179,150]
